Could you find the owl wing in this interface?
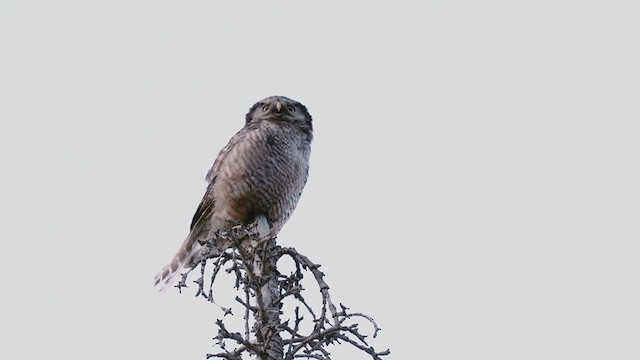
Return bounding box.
[155,128,250,291]
[190,179,215,230]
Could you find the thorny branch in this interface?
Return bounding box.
[174,222,390,360]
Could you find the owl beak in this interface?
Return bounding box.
[275,101,282,113]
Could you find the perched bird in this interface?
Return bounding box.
[154,96,313,291]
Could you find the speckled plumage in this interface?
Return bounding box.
[154,96,313,290]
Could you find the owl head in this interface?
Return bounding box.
[245,96,313,140]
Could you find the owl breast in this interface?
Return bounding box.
[210,121,311,235]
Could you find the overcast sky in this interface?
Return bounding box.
[1,1,639,359]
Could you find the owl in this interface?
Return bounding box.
[154,96,313,290]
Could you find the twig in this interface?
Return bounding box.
[174,223,389,359]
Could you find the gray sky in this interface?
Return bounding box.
[1,1,639,359]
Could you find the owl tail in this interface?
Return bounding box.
[154,216,271,292]
[154,233,205,292]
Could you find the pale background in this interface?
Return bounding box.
[1,1,639,359]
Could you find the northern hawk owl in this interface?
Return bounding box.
[154,96,313,290]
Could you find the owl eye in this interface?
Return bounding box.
[287,105,295,112]
[261,104,269,112]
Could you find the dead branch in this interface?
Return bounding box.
[172,223,390,359]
